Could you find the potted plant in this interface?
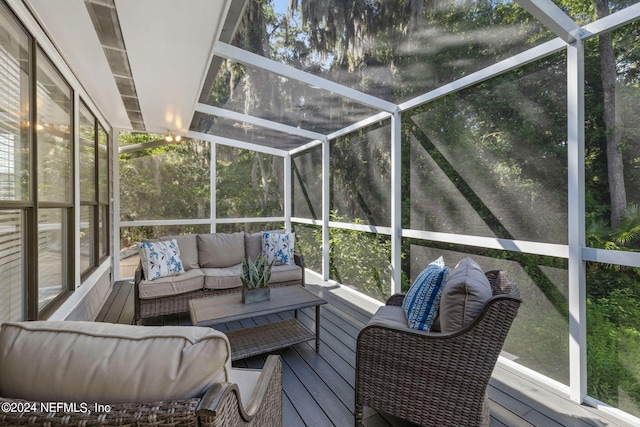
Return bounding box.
[240,253,273,303]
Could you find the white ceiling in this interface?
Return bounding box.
[25,0,232,135]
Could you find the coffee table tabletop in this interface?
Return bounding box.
[189,285,328,360]
[189,285,326,327]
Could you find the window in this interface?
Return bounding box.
[36,47,72,311]
[0,3,110,320]
[0,3,30,323]
[79,102,96,274]
[98,124,109,259]
[79,101,109,277]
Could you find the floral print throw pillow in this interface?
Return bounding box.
[261,232,295,266]
[138,239,185,281]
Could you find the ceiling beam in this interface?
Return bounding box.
[327,111,393,141]
[196,103,326,141]
[213,42,398,113]
[118,138,183,154]
[581,3,640,40]
[187,130,289,157]
[399,37,567,112]
[516,0,582,43]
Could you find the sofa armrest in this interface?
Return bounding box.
[133,261,144,323]
[134,261,144,283]
[294,253,305,286]
[197,355,282,426]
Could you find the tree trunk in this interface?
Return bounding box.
[596,0,627,228]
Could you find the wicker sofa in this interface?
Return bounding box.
[134,231,305,323]
[0,321,282,426]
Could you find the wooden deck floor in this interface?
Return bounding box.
[96,274,635,427]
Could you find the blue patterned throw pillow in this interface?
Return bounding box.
[402,256,450,330]
[262,232,295,265]
[138,239,185,281]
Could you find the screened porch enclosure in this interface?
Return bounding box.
[120,4,640,422]
[1,0,639,424]
[112,0,640,423]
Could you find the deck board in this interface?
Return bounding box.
[94,278,133,324]
[98,279,635,427]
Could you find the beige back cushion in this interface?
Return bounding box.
[142,234,199,270]
[244,232,263,261]
[0,321,231,404]
[171,234,200,270]
[197,232,245,268]
[439,257,492,332]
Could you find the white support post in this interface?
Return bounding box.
[73,90,81,287]
[284,153,292,232]
[112,128,121,281]
[391,111,402,294]
[211,141,217,233]
[322,139,330,280]
[567,39,587,403]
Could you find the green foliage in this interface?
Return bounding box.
[587,289,640,409]
[587,204,640,259]
[215,145,284,218]
[241,254,273,289]
[611,204,640,246]
[119,135,211,225]
[330,123,391,226]
[294,212,402,302]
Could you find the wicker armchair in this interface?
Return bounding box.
[0,321,283,427]
[355,270,521,427]
[0,356,281,426]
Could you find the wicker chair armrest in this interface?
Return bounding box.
[0,396,200,426]
[385,293,405,306]
[197,355,282,425]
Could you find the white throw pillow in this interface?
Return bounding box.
[262,231,295,265]
[138,239,185,280]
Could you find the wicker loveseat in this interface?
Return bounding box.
[355,265,521,427]
[134,231,305,322]
[0,321,282,426]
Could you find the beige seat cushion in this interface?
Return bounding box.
[198,232,245,268]
[270,264,302,284]
[0,321,232,404]
[439,257,492,332]
[231,368,262,407]
[367,305,432,336]
[203,265,243,289]
[202,263,301,289]
[138,268,204,299]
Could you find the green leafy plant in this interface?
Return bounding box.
[240,253,273,289]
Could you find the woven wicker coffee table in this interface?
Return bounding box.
[189,285,327,361]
